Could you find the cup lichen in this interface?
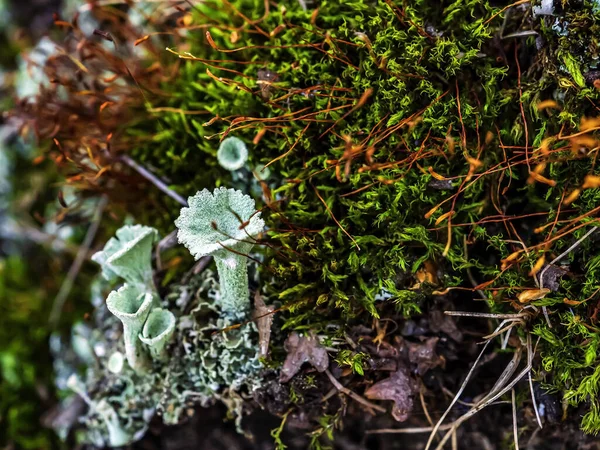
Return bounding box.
[106,283,156,372]
[91,225,159,288]
[175,187,264,318]
[139,308,176,361]
[217,136,248,171]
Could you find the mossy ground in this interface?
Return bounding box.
[6,0,600,448]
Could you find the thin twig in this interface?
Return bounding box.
[49,196,108,327]
[445,311,529,320]
[366,424,454,434]
[324,369,386,413]
[502,326,512,350]
[539,226,598,327]
[121,155,188,206]
[512,389,519,450]
[313,184,360,250]
[1,222,79,256]
[539,226,598,287]
[529,336,543,429]
[502,30,538,39]
[528,371,542,429]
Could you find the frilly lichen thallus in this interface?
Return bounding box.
[154,268,263,424]
[60,187,266,445]
[58,264,263,445]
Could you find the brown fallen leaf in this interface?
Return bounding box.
[407,337,443,375]
[280,331,329,382]
[429,310,463,342]
[538,264,568,292]
[253,291,274,359]
[257,68,279,100]
[364,367,415,421]
[518,288,550,303]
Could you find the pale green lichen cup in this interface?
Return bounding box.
[175,187,264,318]
[106,283,156,372]
[92,224,158,288]
[217,136,248,171]
[139,308,176,361]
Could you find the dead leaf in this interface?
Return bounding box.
[538,264,568,292]
[257,69,279,100]
[518,288,550,303]
[428,179,454,190]
[412,260,439,289]
[280,332,329,382]
[407,338,442,374]
[429,310,463,342]
[364,367,415,421]
[253,292,274,359]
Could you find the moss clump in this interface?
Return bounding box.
[124,0,600,435]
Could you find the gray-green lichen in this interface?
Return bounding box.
[91,225,159,289]
[175,187,265,319]
[217,136,249,171]
[106,283,157,372]
[58,257,263,446]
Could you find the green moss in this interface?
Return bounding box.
[119,0,600,434]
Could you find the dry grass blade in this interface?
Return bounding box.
[512,389,519,450]
[366,424,453,434]
[432,334,533,450]
[324,369,386,413]
[444,311,529,320]
[49,196,108,327]
[489,346,522,395]
[424,319,511,450]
